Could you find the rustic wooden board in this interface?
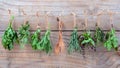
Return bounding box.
[0,0,120,68]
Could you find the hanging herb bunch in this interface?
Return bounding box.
[39,29,52,53]
[38,13,52,53]
[2,16,18,50]
[94,13,105,44]
[31,13,41,50]
[104,12,118,51]
[68,13,81,53]
[79,31,96,51]
[78,11,96,56]
[94,26,104,43]
[104,27,118,51]
[54,17,65,55]
[31,28,41,50]
[18,21,30,49]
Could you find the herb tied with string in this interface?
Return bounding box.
[38,14,52,53]
[94,13,105,44]
[55,17,65,55]
[104,26,118,51]
[68,27,81,53]
[31,13,42,50]
[39,29,52,53]
[78,11,96,56]
[79,31,96,50]
[104,12,118,51]
[68,13,81,53]
[18,21,30,49]
[2,16,18,50]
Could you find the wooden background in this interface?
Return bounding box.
[0,0,120,68]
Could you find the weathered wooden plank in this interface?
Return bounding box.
[0,0,120,68]
[94,52,120,68]
[1,0,120,16]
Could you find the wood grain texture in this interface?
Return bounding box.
[0,0,120,68]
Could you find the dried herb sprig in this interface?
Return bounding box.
[54,17,65,55]
[2,16,18,50]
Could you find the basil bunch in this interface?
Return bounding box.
[68,27,81,53]
[104,28,118,51]
[31,29,41,50]
[2,16,18,50]
[18,21,30,49]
